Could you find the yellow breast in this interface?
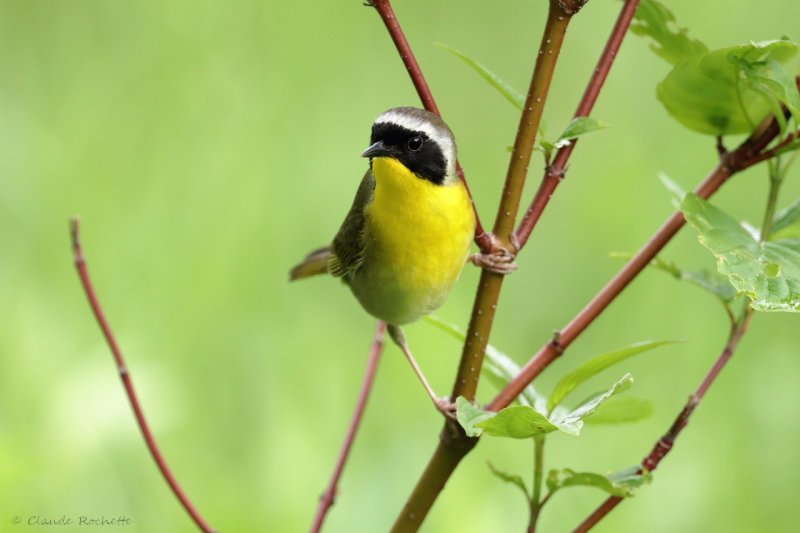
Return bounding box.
[349,157,475,325]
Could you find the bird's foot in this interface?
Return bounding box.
[434,396,458,420]
[469,251,517,275]
[470,232,519,275]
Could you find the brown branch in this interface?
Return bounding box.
[488,111,782,411]
[369,0,492,253]
[742,128,799,168]
[310,321,386,532]
[454,0,573,410]
[573,312,754,533]
[69,218,216,533]
[573,121,790,530]
[391,2,579,530]
[515,0,641,249]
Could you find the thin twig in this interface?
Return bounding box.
[574,133,788,531]
[529,436,545,532]
[310,321,386,533]
[369,0,492,253]
[742,129,799,168]
[572,312,753,533]
[515,0,641,249]
[69,218,216,533]
[488,111,782,411]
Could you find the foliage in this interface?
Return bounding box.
[656,39,800,136]
[546,466,651,498]
[437,43,607,161]
[628,0,708,65]
[680,193,800,312]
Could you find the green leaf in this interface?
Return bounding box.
[629,0,708,65]
[546,467,647,498]
[583,395,654,425]
[680,193,800,312]
[455,396,493,438]
[770,198,800,240]
[487,462,530,503]
[436,43,524,110]
[644,255,738,304]
[547,341,673,413]
[657,39,799,136]
[731,47,800,136]
[425,316,546,408]
[476,406,558,439]
[678,268,739,303]
[477,374,640,439]
[607,465,654,490]
[549,374,634,436]
[556,117,608,143]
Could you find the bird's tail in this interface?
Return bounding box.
[289,246,331,281]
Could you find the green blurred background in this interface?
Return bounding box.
[2,1,798,531]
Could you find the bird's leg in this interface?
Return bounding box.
[469,232,518,275]
[387,325,455,419]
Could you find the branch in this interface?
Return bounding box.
[391,2,580,530]
[742,128,799,168]
[573,126,788,530]
[572,311,754,533]
[310,321,386,532]
[488,110,782,411]
[515,0,641,249]
[453,0,573,408]
[69,218,216,533]
[369,0,492,253]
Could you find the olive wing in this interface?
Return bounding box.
[328,169,375,279]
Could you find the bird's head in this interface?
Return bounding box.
[361,107,458,186]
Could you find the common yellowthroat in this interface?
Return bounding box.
[290,107,474,414]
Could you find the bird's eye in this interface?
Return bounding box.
[407,136,423,152]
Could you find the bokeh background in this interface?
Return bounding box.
[2,1,799,531]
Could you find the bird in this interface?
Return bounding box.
[289,107,476,416]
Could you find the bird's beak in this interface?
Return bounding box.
[361,140,395,159]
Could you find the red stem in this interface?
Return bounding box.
[69,218,216,533]
[369,0,492,253]
[573,313,753,533]
[310,321,386,533]
[488,112,781,412]
[515,0,641,249]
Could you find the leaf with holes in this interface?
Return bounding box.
[680,193,800,312]
[629,0,708,65]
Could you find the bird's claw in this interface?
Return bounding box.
[435,397,458,420]
[469,249,518,275]
[470,232,518,275]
